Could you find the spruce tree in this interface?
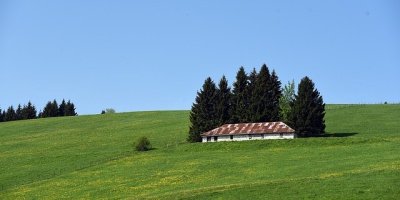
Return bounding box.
[22,104,28,120]
[59,99,66,116]
[29,101,37,119]
[188,103,201,142]
[23,101,37,119]
[65,100,77,116]
[42,101,52,118]
[51,99,59,117]
[0,108,4,122]
[16,104,23,120]
[42,100,58,118]
[187,77,218,142]
[5,106,16,121]
[231,66,249,123]
[247,68,258,122]
[269,70,282,121]
[287,76,326,137]
[216,75,232,126]
[253,64,271,122]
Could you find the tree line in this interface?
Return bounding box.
[188,64,325,142]
[0,99,77,122]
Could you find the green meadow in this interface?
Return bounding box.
[0,105,399,199]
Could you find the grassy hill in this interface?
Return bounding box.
[0,105,399,199]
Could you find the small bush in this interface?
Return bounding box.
[134,136,151,151]
[104,108,115,114]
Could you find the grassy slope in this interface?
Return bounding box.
[0,111,189,193]
[0,105,399,199]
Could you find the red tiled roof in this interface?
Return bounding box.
[201,122,295,136]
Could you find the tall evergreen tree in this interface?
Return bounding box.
[253,64,271,122]
[5,106,16,121]
[16,104,23,120]
[287,76,326,137]
[65,100,77,116]
[0,108,4,122]
[21,104,27,120]
[51,99,59,117]
[59,99,66,116]
[42,101,52,118]
[187,77,218,142]
[269,70,282,121]
[42,100,59,118]
[231,66,249,123]
[216,75,232,126]
[247,68,258,122]
[28,101,37,119]
[22,101,37,119]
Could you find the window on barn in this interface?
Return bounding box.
[280,133,283,138]
[261,134,264,139]
[207,137,211,142]
[230,135,233,140]
[214,136,218,141]
[249,135,252,139]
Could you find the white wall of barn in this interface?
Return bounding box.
[202,133,297,142]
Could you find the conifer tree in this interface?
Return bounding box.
[21,104,28,120]
[253,64,271,122]
[59,99,66,116]
[269,70,282,121]
[231,66,249,123]
[287,76,326,137]
[0,108,4,122]
[42,101,52,118]
[42,100,59,118]
[28,101,37,119]
[247,68,258,122]
[5,106,16,121]
[51,99,59,117]
[22,101,37,119]
[16,104,23,120]
[216,75,232,126]
[65,100,77,116]
[187,77,218,142]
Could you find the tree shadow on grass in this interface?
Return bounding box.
[136,147,158,152]
[316,132,358,138]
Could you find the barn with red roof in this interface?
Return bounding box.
[201,122,296,142]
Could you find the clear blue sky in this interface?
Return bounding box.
[1,0,399,115]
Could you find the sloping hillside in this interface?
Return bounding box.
[1,105,399,199]
[0,111,189,193]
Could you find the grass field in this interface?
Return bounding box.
[0,105,399,199]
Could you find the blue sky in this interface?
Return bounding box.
[1,0,399,115]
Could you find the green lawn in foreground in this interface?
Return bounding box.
[0,105,399,199]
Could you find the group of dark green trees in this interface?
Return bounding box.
[39,99,77,118]
[0,99,77,122]
[0,101,37,122]
[188,64,325,142]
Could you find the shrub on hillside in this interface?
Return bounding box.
[134,136,152,151]
[105,108,116,114]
